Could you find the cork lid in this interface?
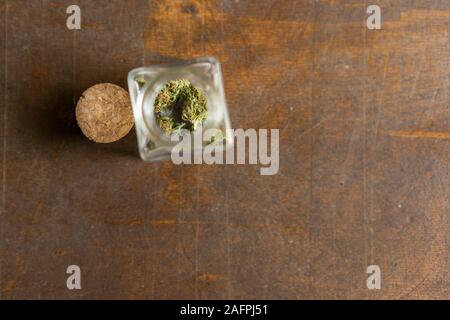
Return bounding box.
[76,83,134,143]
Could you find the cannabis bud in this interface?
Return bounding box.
[153,79,208,135]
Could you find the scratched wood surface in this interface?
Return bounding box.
[0,0,448,299]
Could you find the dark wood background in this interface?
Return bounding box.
[0,0,448,299]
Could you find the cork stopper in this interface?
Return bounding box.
[76,83,134,143]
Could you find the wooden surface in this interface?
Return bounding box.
[0,0,449,299]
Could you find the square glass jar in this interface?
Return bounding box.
[127,57,232,162]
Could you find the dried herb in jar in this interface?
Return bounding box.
[153,79,208,135]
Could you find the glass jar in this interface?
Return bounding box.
[127,57,232,162]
